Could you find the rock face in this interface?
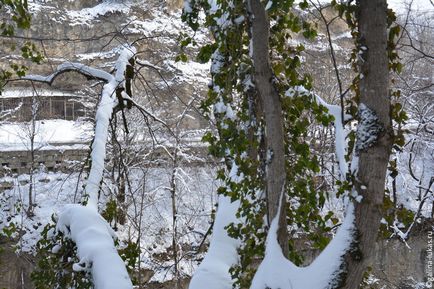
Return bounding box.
[297,222,432,289]
[0,236,35,289]
[372,222,433,288]
[2,0,210,130]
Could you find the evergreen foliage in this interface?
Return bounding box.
[0,0,42,90]
[182,1,348,286]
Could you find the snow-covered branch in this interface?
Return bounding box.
[22,62,113,84]
[189,195,241,289]
[71,46,135,289]
[56,205,132,289]
[120,92,167,126]
[20,46,137,289]
[286,86,351,179]
[248,87,356,289]
[136,58,162,71]
[314,93,351,179]
[250,202,354,289]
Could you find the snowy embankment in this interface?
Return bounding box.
[0,119,92,151]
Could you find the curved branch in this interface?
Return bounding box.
[21,62,113,84]
[136,58,162,70]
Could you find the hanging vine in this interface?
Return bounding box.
[182,1,341,287]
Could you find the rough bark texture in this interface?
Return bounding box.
[341,0,393,288]
[247,0,289,257]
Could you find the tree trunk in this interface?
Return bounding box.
[341,0,393,287]
[247,0,289,257]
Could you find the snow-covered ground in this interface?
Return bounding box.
[0,165,218,282]
[1,88,80,98]
[0,171,84,252]
[0,119,93,151]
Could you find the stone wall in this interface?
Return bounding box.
[372,222,432,288]
[0,141,212,178]
[0,236,34,289]
[0,147,89,177]
[296,220,433,288]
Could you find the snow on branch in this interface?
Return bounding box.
[189,195,241,289]
[120,92,167,126]
[286,85,351,179]
[136,58,162,70]
[72,45,136,289]
[56,205,132,289]
[190,84,357,289]
[247,86,356,289]
[314,93,350,179]
[22,62,113,84]
[250,202,355,289]
[21,45,137,289]
[249,183,355,289]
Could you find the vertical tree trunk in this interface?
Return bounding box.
[341,0,393,287]
[247,0,288,257]
[27,93,39,217]
[170,148,180,289]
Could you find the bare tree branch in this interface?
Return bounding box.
[17,62,113,85]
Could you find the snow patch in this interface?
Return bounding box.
[0,120,92,151]
[356,103,382,153]
[250,203,355,289]
[56,205,133,289]
[189,195,241,289]
[66,0,133,26]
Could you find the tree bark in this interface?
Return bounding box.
[247,0,289,257]
[341,0,393,287]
